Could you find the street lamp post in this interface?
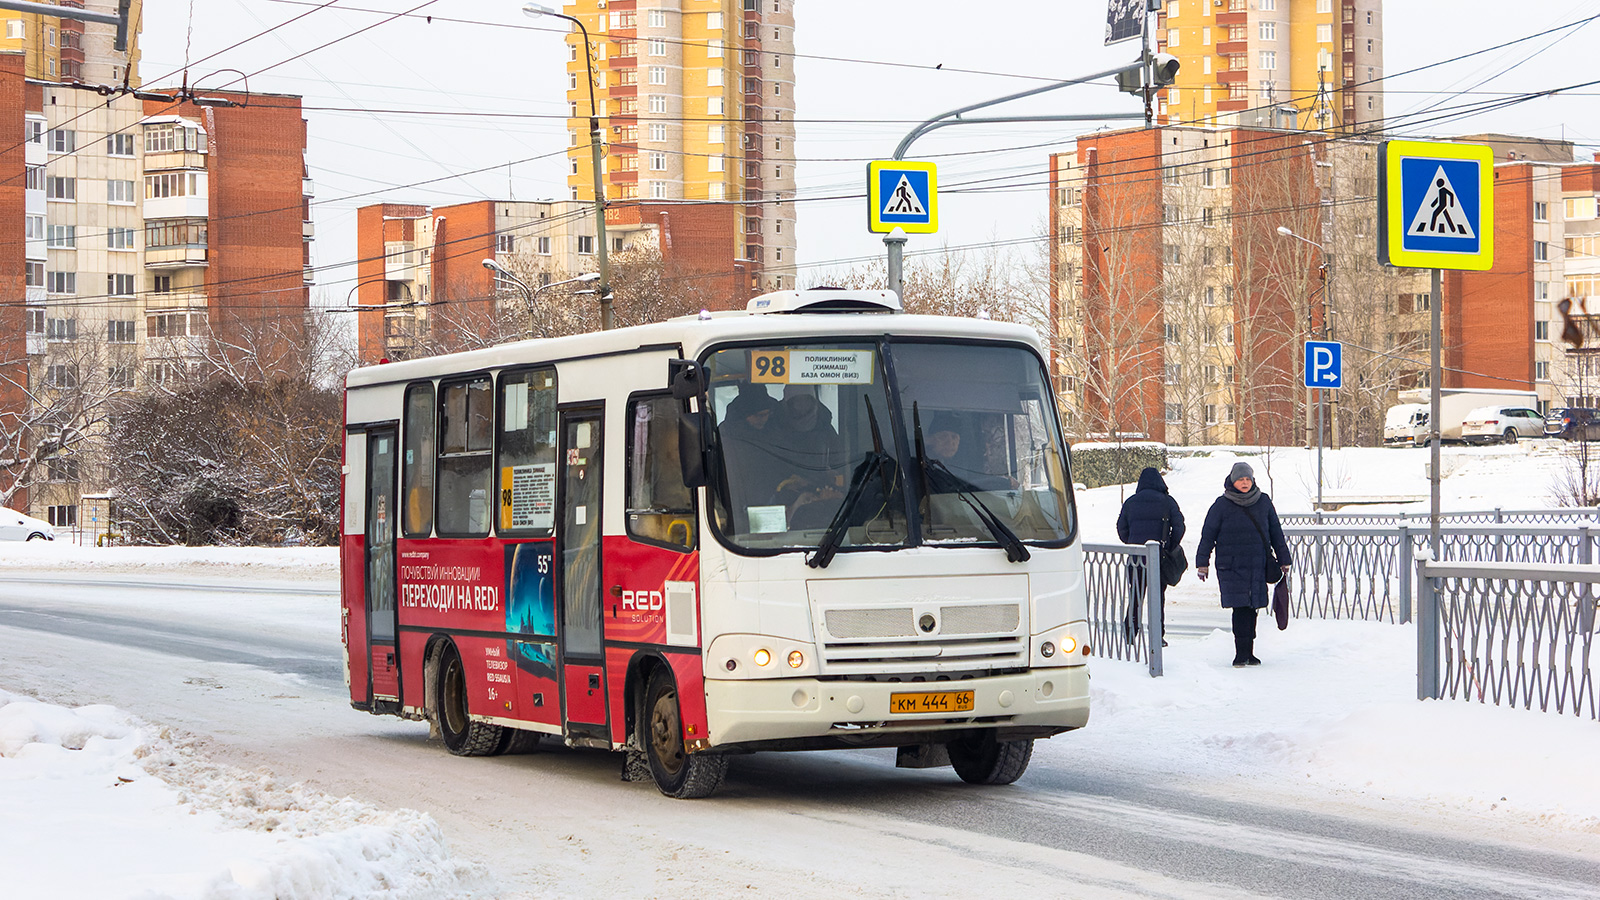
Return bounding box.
[1278,225,1330,511]
[523,2,613,331]
[484,258,599,337]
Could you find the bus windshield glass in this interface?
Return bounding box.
[704,340,1073,553]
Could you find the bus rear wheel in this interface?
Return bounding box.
[435,642,507,757]
[948,730,1034,785]
[643,668,727,799]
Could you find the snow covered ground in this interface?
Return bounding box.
[2,441,1598,898]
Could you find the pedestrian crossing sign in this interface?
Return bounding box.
[867,160,938,234]
[1379,140,1494,271]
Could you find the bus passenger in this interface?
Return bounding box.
[720,386,785,518]
[773,384,846,527]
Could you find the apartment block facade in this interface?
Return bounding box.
[354,198,740,363]
[0,0,143,86]
[1,65,312,525]
[560,0,796,292]
[1157,0,1382,132]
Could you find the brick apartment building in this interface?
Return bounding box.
[558,0,797,293]
[353,198,741,363]
[0,60,312,526]
[1051,125,1600,446]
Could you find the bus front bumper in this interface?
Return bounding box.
[703,666,1089,748]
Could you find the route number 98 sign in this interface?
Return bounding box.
[750,350,875,384]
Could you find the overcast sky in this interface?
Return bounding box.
[134,1,1599,300]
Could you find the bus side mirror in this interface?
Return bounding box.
[668,358,705,401]
[678,409,709,489]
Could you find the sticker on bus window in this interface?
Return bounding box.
[747,505,787,533]
[502,463,556,530]
[751,350,874,384]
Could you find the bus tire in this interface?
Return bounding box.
[435,642,507,757]
[948,730,1033,785]
[501,729,544,754]
[643,668,727,799]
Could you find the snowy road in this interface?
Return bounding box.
[3,564,1598,900]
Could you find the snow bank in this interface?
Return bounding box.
[0,543,337,582]
[0,689,488,899]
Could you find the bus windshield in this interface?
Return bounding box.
[705,339,1074,554]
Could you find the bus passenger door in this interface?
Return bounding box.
[557,407,608,734]
[365,428,400,703]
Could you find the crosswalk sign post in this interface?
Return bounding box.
[1377,139,1494,553]
[867,160,938,234]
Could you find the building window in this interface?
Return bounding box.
[46,176,75,201]
[708,181,725,200]
[1164,323,1180,343]
[47,129,74,153]
[648,94,666,113]
[648,122,668,142]
[108,227,135,250]
[153,275,173,294]
[144,122,205,153]
[46,225,75,248]
[1534,201,1548,222]
[144,171,202,199]
[1536,320,1550,341]
[1317,0,1331,11]
[535,236,551,255]
[496,234,514,253]
[577,235,595,255]
[25,214,43,241]
[25,165,43,191]
[1536,280,1550,300]
[108,274,134,296]
[708,97,724,115]
[1165,403,1181,424]
[1535,241,1548,262]
[1223,323,1235,344]
[649,151,667,171]
[1537,360,1550,381]
[108,320,136,343]
[1259,21,1276,40]
[47,271,75,294]
[708,39,723,58]
[1164,363,1181,384]
[1167,28,1179,47]
[25,262,43,287]
[708,155,723,172]
[707,124,724,144]
[1260,50,1277,70]
[1164,244,1180,264]
[109,366,133,388]
[648,38,666,56]
[648,66,666,85]
[1259,0,1275,8]
[651,181,668,199]
[145,219,207,249]
[649,8,667,27]
[46,318,77,341]
[5,20,22,39]
[107,179,135,204]
[1205,404,1218,425]
[1205,285,1217,306]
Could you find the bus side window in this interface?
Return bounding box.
[438,377,493,536]
[626,394,695,551]
[402,382,435,537]
[497,368,558,536]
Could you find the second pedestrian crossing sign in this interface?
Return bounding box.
[1379,140,1494,271]
[867,160,938,234]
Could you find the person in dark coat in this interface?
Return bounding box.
[1116,467,1185,647]
[1195,461,1292,667]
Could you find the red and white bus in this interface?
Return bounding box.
[341,288,1089,797]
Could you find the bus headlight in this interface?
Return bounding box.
[706,635,820,680]
[1034,622,1089,667]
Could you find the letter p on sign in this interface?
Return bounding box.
[1305,341,1342,388]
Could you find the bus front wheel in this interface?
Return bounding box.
[435,642,507,757]
[948,730,1034,785]
[643,668,727,799]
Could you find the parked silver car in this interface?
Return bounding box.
[0,508,55,541]
[1461,406,1546,444]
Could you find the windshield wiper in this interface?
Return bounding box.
[911,402,1029,562]
[807,448,893,568]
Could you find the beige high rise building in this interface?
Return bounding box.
[561,0,797,291]
[0,0,142,86]
[1156,0,1382,132]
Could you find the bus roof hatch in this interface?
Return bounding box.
[746,288,902,315]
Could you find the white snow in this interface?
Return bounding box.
[2,441,1598,896]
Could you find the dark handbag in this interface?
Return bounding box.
[1272,576,1290,630]
[1160,512,1187,586]
[1243,507,1284,585]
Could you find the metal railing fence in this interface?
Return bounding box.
[1082,541,1163,677]
[1282,524,1597,625]
[1417,560,1598,720]
[1280,507,1600,527]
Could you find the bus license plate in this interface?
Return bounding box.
[889,690,975,714]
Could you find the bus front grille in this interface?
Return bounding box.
[817,602,1026,674]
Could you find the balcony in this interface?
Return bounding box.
[303,178,315,196]
[1217,69,1248,84]
[304,266,316,285]
[146,243,209,268]
[146,195,209,221]
[26,333,45,356]
[1216,40,1247,55]
[302,220,315,239]
[1216,11,1246,26]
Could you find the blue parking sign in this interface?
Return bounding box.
[1305,341,1341,388]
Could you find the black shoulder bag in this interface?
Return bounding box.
[1243,507,1284,585]
[1160,512,1187,587]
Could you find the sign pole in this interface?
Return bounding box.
[1316,388,1324,510]
[1430,266,1442,557]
